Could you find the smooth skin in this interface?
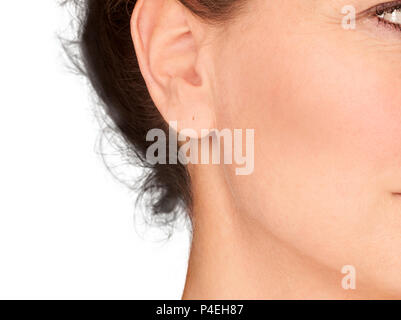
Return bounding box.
[132,0,401,299]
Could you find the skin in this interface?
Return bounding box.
[132,0,401,299]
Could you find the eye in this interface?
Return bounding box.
[371,2,401,30]
[377,7,401,26]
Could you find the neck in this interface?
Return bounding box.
[182,164,384,300]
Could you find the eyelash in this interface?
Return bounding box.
[371,1,401,31]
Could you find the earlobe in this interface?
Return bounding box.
[131,0,215,138]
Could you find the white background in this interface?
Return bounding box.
[0,1,190,299]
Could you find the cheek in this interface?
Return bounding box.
[219,28,401,192]
[267,49,401,175]
[215,26,401,288]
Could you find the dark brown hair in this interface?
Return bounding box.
[66,0,242,226]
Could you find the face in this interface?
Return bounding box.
[210,0,401,295]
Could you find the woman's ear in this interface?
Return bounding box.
[131,0,216,138]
